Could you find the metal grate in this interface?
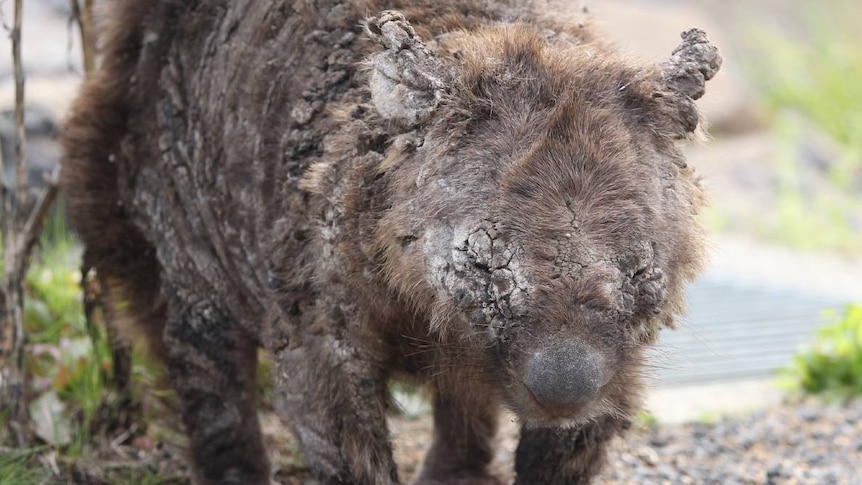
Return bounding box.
[651,274,848,386]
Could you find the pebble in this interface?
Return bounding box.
[599,400,862,485]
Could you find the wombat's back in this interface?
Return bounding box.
[60,0,535,331]
[61,1,362,331]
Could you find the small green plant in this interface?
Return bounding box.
[696,411,721,425]
[17,214,118,452]
[3,212,130,450]
[781,304,862,399]
[0,447,48,485]
[632,410,658,432]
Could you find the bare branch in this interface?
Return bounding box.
[0,1,8,235]
[12,0,24,224]
[0,0,35,447]
[69,0,96,74]
[0,126,8,246]
[84,0,94,71]
[20,171,59,268]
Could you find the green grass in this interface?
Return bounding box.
[2,210,272,480]
[3,212,132,451]
[14,213,118,452]
[0,448,48,485]
[695,411,721,425]
[632,410,659,432]
[737,0,862,253]
[780,304,862,399]
[748,1,862,171]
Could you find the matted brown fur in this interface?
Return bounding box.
[60,1,720,484]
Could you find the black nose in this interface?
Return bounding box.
[524,342,604,415]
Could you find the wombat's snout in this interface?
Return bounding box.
[524,342,604,416]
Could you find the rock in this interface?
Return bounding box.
[599,400,862,484]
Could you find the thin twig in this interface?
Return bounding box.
[18,171,59,273]
[69,1,83,65]
[0,3,8,237]
[83,0,94,72]
[0,0,31,448]
[69,0,95,74]
[12,0,25,225]
[0,129,8,251]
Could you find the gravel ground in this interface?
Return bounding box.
[599,400,862,485]
[388,399,862,485]
[48,399,862,484]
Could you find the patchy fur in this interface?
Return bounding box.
[60,1,720,484]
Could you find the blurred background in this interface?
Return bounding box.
[1,0,860,483]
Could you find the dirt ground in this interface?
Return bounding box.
[46,397,862,485]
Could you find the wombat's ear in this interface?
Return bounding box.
[363,11,451,126]
[648,29,722,137]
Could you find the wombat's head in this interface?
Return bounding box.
[364,12,720,427]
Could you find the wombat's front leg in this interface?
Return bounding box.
[412,391,501,485]
[273,331,399,485]
[513,415,626,485]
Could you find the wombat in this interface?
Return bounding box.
[60,1,720,483]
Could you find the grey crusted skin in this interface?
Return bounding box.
[365,11,451,126]
[60,1,720,484]
[656,28,723,133]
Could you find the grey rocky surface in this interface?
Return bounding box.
[388,400,862,485]
[599,400,862,485]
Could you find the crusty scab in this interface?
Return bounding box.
[429,220,534,332]
[364,10,451,126]
[60,1,720,483]
[364,3,718,420]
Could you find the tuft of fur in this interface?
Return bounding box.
[61,1,719,484]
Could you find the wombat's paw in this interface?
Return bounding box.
[365,10,416,51]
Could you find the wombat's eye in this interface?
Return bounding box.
[629,260,650,279]
[472,261,490,272]
[399,234,417,247]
